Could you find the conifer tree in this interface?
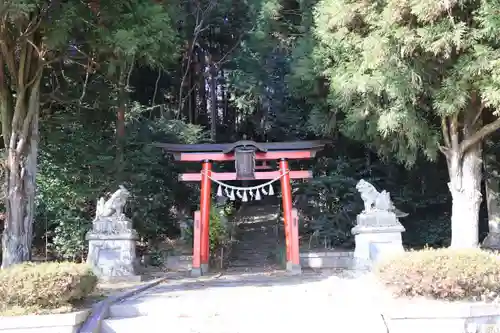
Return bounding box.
[311,0,500,247]
[0,0,178,268]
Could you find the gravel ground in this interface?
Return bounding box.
[109,269,391,333]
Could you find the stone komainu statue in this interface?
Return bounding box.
[95,185,130,218]
[355,179,408,217]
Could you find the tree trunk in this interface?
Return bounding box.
[447,143,483,248]
[187,58,196,124]
[441,92,500,248]
[198,52,207,125]
[115,66,128,182]
[1,82,41,268]
[209,60,217,142]
[482,139,500,249]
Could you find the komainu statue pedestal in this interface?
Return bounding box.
[86,186,142,282]
[352,180,407,270]
[351,211,405,270]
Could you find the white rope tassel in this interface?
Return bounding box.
[200,170,288,201]
[255,188,261,200]
[268,184,274,195]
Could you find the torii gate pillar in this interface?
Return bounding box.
[279,159,301,274]
[200,160,212,274]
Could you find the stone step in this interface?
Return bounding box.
[102,308,388,333]
[228,204,282,269]
[228,262,276,268]
[230,244,278,251]
[108,297,222,319]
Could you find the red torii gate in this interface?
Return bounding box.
[155,140,326,276]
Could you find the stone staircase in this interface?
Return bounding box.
[226,202,282,272]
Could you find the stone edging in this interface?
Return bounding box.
[165,250,358,271]
[78,276,169,333]
[299,250,355,269]
[380,299,500,333]
[383,301,500,319]
[0,309,90,332]
[299,250,353,257]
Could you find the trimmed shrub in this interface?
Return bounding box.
[374,248,500,301]
[0,262,98,309]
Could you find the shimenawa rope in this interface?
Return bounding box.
[200,170,289,201]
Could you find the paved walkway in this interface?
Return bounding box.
[102,203,390,332]
[102,270,390,333]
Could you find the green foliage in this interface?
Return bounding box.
[36,110,110,260]
[36,105,204,260]
[90,0,179,70]
[0,262,97,309]
[403,215,451,248]
[0,0,463,263]
[305,0,500,165]
[295,156,364,248]
[1,0,88,50]
[375,248,500,301]
[295,144,451,249]
[209,203,235,254]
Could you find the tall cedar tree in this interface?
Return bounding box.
[312,0,500,247]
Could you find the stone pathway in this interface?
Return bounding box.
[100,203,390,333]
[101,270,389,333]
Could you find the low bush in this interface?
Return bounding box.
[0,262,98,310]
[374,248,500,301]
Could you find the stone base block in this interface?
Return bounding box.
[165,255,192,271]
[86,232,138,279]
[191,267,202,278]
[201,263,209,275]
[482,232,500,251]
[351,212,405,268]
[299,250,354,269]
[352,257,372,271]
[286,262,302,275]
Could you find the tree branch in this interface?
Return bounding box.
[461,116,500,154]
[441,117,451,148]
[16,73,42,155]
[177,1,213,115]
[0,28,18,83]
[471,102,485,127]
[0,57,13,148]
[152,68,161,107]
[450,114,459,149]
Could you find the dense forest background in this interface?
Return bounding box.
[1,0,500,263]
